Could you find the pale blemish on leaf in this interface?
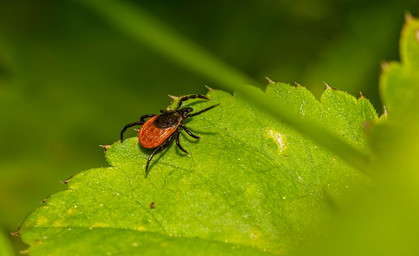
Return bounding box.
[137,226,147,231]
[266,129,287,153]
[36,216,48,226]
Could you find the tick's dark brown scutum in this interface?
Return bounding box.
[153,111,181,129]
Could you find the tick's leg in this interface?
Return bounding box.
[140,114,156,122]
[145,134,174,175]
[176,95,209,109]
[175,129,190,156]
[187,104,219,117]
[121,114,155,142]
[180,124,199,139]
[120,121,144,142]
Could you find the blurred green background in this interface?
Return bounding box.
[0,0,417,253]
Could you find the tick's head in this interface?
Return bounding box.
[179,107,193,118]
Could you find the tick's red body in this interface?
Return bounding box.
[120,94,219,175]
[138,114,181,148]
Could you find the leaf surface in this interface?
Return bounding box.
[304,16,419,256]
[20,83,377,255]
[380,16,419,119]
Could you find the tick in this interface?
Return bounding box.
[120,95,218,175]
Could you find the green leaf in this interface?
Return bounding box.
[375,15,419,169]
[304,15,419,256]
[380,15,419,119]
[19,83,377,255]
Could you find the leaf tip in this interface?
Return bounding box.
[323,81,336,91]
[60,175,74,185]
[405,12,413,23]
[10,230,20,237]
[380,61,389,71]
[205,85,215,91]
[168,94,180,104]
[359,91,365,99]
[99,144,112,151]
[381,105,388,119]
[265,76,275,84]
[294,82,302,88]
